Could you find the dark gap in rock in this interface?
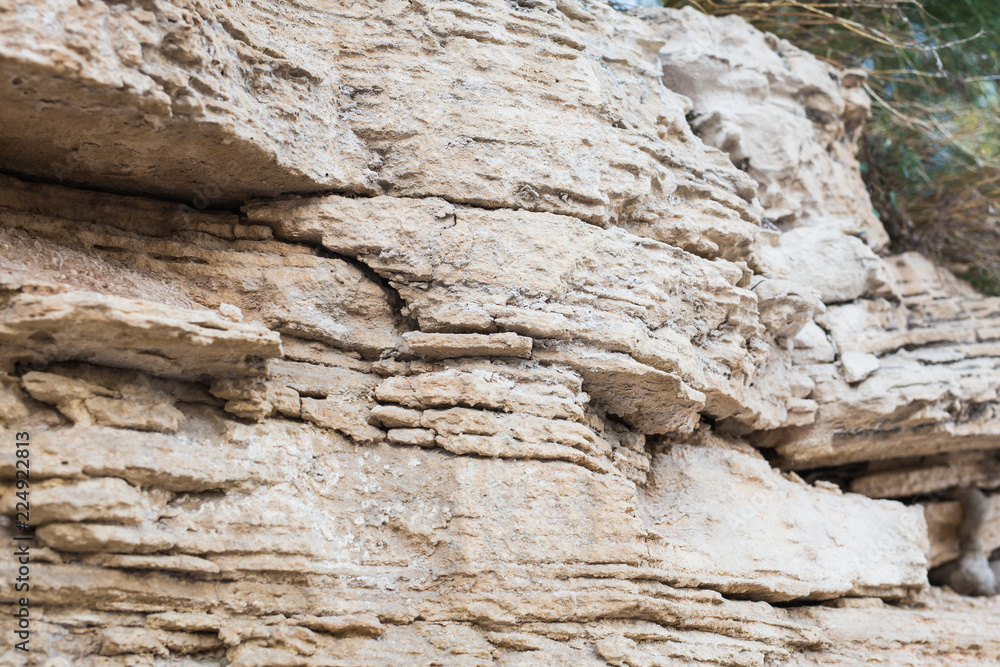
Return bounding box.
[0,165,242,214]
[798,461,871,492]
[314,245,420,338]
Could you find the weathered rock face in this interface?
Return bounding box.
[648,6,888,249]
[639,434,928,603]
[1,1,999,665]
[247,194,765,433]
[755,252,1000,470]
[0,0,761,258]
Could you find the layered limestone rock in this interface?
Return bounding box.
[643,9,1000,589]
[647,6,888,249]
[0,0,762,260]
[1,1,999,665]
[754,253,1000,470]
[639,434,928,602]
[641,6,1000,483]
[247,194,766,433]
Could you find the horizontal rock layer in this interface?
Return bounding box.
[0,0,761,261]
[0,172,976,664]
[248,194,766,433]
[1,1,998,665]
[756,253,1000,470]
[639,434,928,602]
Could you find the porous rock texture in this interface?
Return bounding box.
[1,1,999,665]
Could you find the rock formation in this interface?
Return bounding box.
[0,1,998,664]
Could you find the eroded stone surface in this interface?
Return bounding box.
[0,285,282,382]
[757,253,1000,469]
[646,6,888,249]
[0,1,998,665]
[403,331,533,359]
[639,434,928,602]
[249,195,766,433]
[0,0,762,261]
[0,177,402,356]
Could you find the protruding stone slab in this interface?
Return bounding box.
[402,332,532,359]
[639,435,929,601]
[0,426,257,492]
[758,228,896,305]
[0,0,761,258]
[37,523,176,554]
[851,451,1000,499]
[839,351,880,384]
[0,478,148,526]
[755,252,1000,468]
[374,360,587,423]
[0,287,282,381]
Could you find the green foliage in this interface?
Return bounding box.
[650,0,1000,294]
[962,266,1000,295]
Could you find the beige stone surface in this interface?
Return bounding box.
[0,0,761,262]
[0,1,998,665]
[403,331,533,360]
[248,195,765,433]
[0,176,401,356]
[924,493,1000,567]
[0,284,282,382]
[757,253,1000,468]
[639,435,928,602]
[757,227,896,305]
[646,6,888,249]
